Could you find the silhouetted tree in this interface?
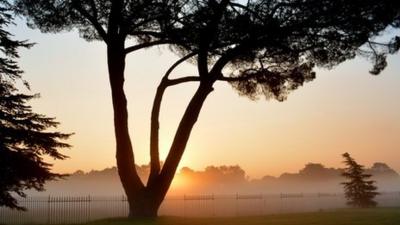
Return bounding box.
[341,153,379,208]
[13,0,184,217]
[13,0,400,217]
[0,1,71,210]
[146,0,399,216]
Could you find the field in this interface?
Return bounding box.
[68,208,400,225]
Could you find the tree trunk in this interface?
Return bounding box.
[147,80,166,187]
[150,80,215,202]
[128,189,160,218]
[107,41,147,217]
[107,38,214,217]
[129,201,158,218]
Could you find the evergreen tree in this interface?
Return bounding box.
[0,1,71,210]
[341,152,379,208]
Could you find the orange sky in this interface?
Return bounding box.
[11,22,400,178]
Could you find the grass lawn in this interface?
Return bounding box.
[74,208,400,225]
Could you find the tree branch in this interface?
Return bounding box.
[164,52,199,79]
[73,3,108,42]
[129,31,164,38]
[147,52,198,187]
[228,2,264,22]
[210,45,246,76]
[167,76,200,85]
[217,76,248,82]
[152,80,214,202]
[88,0,98,20]
[198,0,231,77]
[108,0,124,36]
[124,40,170,54]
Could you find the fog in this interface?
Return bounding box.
[27,162,400,197]
[2,162,398,224]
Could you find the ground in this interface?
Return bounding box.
[71,208,400,225]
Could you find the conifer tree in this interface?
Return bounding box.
[0,0,71,210]
[341,152,379,208]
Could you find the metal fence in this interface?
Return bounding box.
[1,192,399,224]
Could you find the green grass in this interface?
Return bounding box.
[72,208,400,225]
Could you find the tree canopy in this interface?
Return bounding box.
[162,0,400,100]
[14,0,182,48]
[0,0,71,210]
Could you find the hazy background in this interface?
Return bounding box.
[26,162,400,196]
[9,20,400,179]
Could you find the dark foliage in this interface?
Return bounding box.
[341,153,379,208]
[163,0,400,100]
[14,0,182,44]
[0,1,71,210]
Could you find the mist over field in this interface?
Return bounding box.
[28,162,400,197]
[8,162,399,223]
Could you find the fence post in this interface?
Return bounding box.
[260,193,263,215]
[212,194,215,217]
[235,193,238,217]
[263,194,266,215]
[47,195,50,225]
[183,194,186,218]
[85,195,89,223]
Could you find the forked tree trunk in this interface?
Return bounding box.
[150,80,215,203]
[107,38,215,217]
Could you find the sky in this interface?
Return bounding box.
[9,21,400,179]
